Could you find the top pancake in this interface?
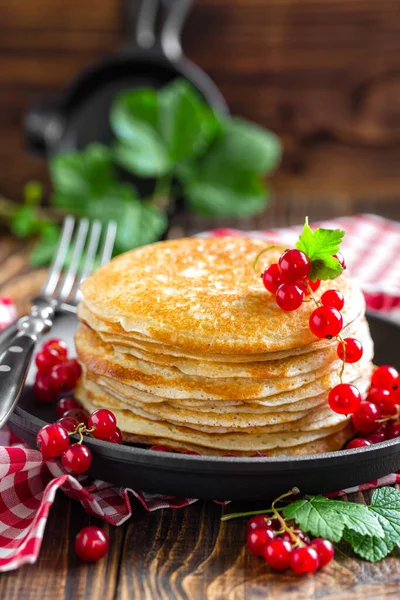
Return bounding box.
[80,236,365,355]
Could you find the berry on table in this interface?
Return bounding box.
[50,361,80,393]
[371,366,399,390]
[320,290,345,311]
[247,515,272,532]
[35,350,64,375]
[61,444,92,474]
[246,528,274,556]
[309,306,343,339]
[352,402,381,433]
[56,397,82,419]
[63,408,89,425]
[42,338,68,358]
[310,538,334,567]
[278,249,311,283]
[33,375,58,404]
[106,427,123,444]
[290,546,319,574]
[386,420,400,440]
[56,416,79,433]
[88,409,117,440]
[367,388,396,417]
[262,264,284,294]
[75,526,109,562]
[328,384,361,415]
[337,338,363,364]
[263,538,292,570]
[36,423,69,459]
[346,438,371,449]
[275,283,305,311]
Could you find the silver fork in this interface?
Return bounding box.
[0,216,117,428]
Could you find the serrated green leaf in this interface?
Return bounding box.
[295,220,345,281]
[110,89,171,177]
[158,79,210,162]
[330,500,383,538]
[282,496,344,542]
[10,205,41,238]
[368,487,400,546]
[308,256,343,281]
[344,529,394,562]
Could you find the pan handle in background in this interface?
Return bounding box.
[24,94,66,156]
[126,0,193,61]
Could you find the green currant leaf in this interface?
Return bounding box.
[295,218,345,281]
[343,530,394,563]
[282,496,345,542]
[368,487,400,545]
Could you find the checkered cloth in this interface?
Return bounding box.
[0,214,399,572]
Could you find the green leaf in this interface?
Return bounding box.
[295,219,345,281]
[282,495,383,542]
[282,496,344,542]
[10,206,41,238]
[30,223,61,267]
[213,118,281,175]
[110,89,171,177]
[158,79,209,162]
[368,487,400,545]
[24,181,43,206]
[344,530,394,562]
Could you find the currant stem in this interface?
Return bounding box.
[271,487,305,548]
[337,335,346,383]
[220,487,300,522]
[305,283,321,307]
[253,245,287,270]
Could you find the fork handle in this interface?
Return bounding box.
[0,310,54,428]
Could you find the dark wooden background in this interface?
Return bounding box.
[2,0,400,205]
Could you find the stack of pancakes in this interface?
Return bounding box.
[75,237,373,456]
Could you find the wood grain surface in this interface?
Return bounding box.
[0,198,399,599]
[2,0,400,201]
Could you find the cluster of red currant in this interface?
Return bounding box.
[246,509,333,574]
[36,407,120,473]
[261,248,365,416]
[347,365,400,448]
[34,338,82,403]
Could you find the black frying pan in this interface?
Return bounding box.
[24,0,228,155]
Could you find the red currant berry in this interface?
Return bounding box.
[352,402,381,433]
[246,528,275,556]
[75,526,109,562]
[150,445,174,452]
[263,539,292,570]
[276,283,305,311]
[42,338,68,357]
[247,515,272,532]
[64,408,89,425]
[69,358,82,381]
[337,338,363,364]
[278,249,311,283]
[328,384,361,415]
[33,375,58,404]
[309,306,343,339]
[61,443,92,474]
[35,350,63,375]
[392,377,400,404]
[56,397,81,419]
[334,252,346,270]
[310,538,334,567]
[106,427,123,444]
[320,289,345,311]
[262,264,284,294]
[56,416,79,433]
[36,423,69,459]
[387,420,400,440]
[307,278,321,292]
[88,409,117,440]
[372,366,399,390]
[290,546,319,574]
[346,438,371,449]
[365,431,386,444]
[367,388,396,417]
[50,361,79,393]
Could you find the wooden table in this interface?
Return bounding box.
[1,197,400,600]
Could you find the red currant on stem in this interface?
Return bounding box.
[75,526,109,562]
[371,366,399,390]
[36,423,69,459]
[247,515,272,532]
[321,289,345,311]
[387,420,400,440]
[310,538,334,567]
[262,264,284,294]
[106,427,123,444]
[64,408,89,425]
[309,306,343,339]
[42,338,68,357]
[263,539,292,570]
[61,443,92,474]
[367,388,397,417]
[290,546,319,575]
[35,350,64,375]
[33,375,58,404]
[352,402,381,433]
[328,384,361,415]
[346,438,371,449]
[50,360,80,393]
[337,338,363,364]
[276,283,305,311]
[56,397,81,419]
[56,416,79,433]
[246,528,274,556]
[278,249,311,283]
[88,409,117,440]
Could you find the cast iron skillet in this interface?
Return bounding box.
[7,312,400,502]
[24,0,228,155]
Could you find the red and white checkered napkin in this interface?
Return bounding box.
[203,214,400,311]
